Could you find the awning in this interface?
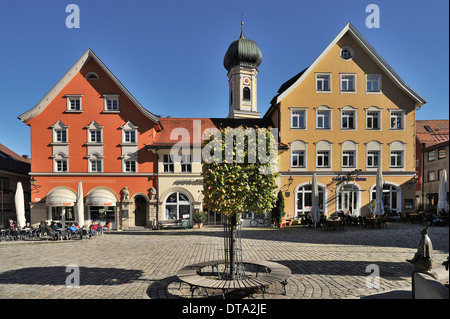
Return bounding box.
[46,188,76,206]
[86,189,117,207]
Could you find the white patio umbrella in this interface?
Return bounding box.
[311,173,321,228]
[437,169,448,214]
[75,181,85,227]
[373,166,385,216]
[14,182,26,229]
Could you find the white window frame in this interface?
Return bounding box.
[342,150,356,168]
[317,151,330,168]
[55,129,67,143]
[315,141,332,170]
[340,46,354,61]
[389,141,405,171]
[90,160,102,172]
[389,110,405,130]
[366,107,382,130]
[290,141,307,171]
[390,151,403,168]
[341,141,358,171]
[53,153,69,173]
[291,150,305,168]
[90,130,102,143]
[87,153,104,173]
[51,121,69,145]
[290,108,307,129]
[316,106,332,130]
[366,74,382,94]
[315,73,332,93]
[367,150,380,168]
[163,154,174,173]
[86,121,104,145]
[340,106,356,130]
[121,121,138,145]
[122,152,138,173]
[103,94,120,112]
[340,74,356,93]
[124,160,137,173]
[181,154,192,173]
[124,130,137,143]
[66,95,82,112]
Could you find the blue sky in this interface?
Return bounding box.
[0,0,448,157]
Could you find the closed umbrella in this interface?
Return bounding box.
[14,182,26,229]
[75,181,85,227]
[311,173,321,228]
[374,166,385,216]
[437,169,448,214]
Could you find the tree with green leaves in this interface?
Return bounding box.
[201,125,279,279]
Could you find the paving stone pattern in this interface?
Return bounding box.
[0,223,448,299]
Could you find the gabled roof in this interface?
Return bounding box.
[18,49,159,125]
[267,22,426,109]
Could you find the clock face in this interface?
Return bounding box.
[243,77,251,86]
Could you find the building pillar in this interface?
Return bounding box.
[117,200,133,230]
[148,199,157,228]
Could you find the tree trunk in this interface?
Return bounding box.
[229,214,236,280]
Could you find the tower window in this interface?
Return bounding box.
[243,87,251,101]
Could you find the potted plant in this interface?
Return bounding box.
[193,211,207,228]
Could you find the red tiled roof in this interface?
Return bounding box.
[416,120,449,146]
[150,118,217,147]
[148,117,274,147]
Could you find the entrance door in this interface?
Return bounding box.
[134,196,147,226]
[337,184,360,216]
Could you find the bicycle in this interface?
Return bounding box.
[250,217,270,227]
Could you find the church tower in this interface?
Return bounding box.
[223,21,262,119]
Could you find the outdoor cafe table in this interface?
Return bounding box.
[325,218,344,231]
[365,217,383,229]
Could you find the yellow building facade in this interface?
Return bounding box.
[265,23,426,219]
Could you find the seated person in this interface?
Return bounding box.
[68,223,77,235]
[44,222,59,240]
[89,221,98,237]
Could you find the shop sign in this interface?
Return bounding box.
[173,179,203,186]
[332,176,367,182]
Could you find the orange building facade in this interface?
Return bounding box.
[19,49,161,229]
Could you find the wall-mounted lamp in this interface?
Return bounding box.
[288,176,293,185]
[30,177,41,193]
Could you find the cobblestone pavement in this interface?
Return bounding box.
[0,223,448,299]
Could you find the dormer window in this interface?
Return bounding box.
[85,72,99,80]
[66,95,82,112]
[104,94,119,112]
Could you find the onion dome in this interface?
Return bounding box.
[223,21,262,72]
